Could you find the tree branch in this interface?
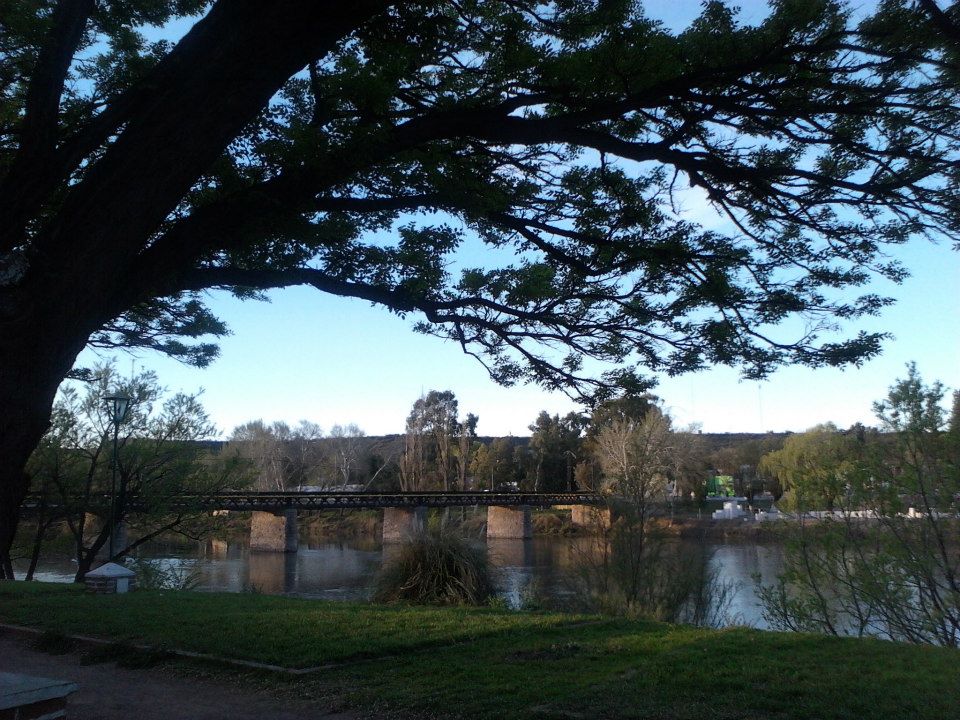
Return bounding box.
[0,0,95,241]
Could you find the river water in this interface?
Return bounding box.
[20,534,786,629]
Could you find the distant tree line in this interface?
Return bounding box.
[9,368,815,584]
[219,388,800,500]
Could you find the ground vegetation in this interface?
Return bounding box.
[1,582,958,719]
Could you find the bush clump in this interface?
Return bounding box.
[374,531,495,606]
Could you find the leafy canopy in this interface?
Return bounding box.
[3,1,960,399]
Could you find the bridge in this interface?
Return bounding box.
[40,490,610,552]
[212,491,608,551]
[167,490,602,511]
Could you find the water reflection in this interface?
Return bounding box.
[17,534,784,629]
[708,543,784,627]
[247,552,297,595]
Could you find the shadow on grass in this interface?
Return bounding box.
[78,641,174,669]
[328,624,960,720]
[0,582,610,669]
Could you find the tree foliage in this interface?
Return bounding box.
[400,390,477,490]
[26,364,240,581]
[4,0,960,575]
[4,1,960,391]
[470,437,524,490]
[527,411,584,492]
[759,423,859,511]
[581,404,731,621]
[227,419,326,490]
[759,364,960,646]
[708,434,786,500]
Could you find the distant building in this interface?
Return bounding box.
[706,474,736,497]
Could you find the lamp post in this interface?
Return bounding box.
[104,394,130,561]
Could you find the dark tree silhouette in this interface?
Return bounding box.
[2,0,959,575]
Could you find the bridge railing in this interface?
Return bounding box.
[23,490,605,513]
[169,491,604,511]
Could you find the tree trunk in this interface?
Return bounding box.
[0,360,68,578]
[74,526,110,583]
[25,511,53,581]
[0,302,97,578]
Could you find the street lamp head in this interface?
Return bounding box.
[104,394,131,424]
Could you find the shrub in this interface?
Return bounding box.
[126,557,202,591]
[570,532,737,626]
[532,511,566,535]
[374,531,495,606]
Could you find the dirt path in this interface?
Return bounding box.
[0,634,359,719]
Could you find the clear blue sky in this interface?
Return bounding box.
[73,1,960,438]
[79,222,957,439]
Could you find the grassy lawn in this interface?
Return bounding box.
[1,582,958,719]
[0,582,587,667]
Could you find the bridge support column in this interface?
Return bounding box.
[486,505,532,539]
[571,505,612,531]
[382,507,426,543]
[250,509,298,552]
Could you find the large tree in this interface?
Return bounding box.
[26,364,238,581]
[399,390,469,490]
[2,0,959,575]
[759,423,858,511]
[528,410,584,492]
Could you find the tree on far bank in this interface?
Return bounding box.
[454,413,479,490]
[528,411,585,492]
[4,1,960,575]
[946,390,960,447]
[708,434,787,500]
[759,424,857,511]
[399,390,477,490]
[470,437,524,491]
[759,364,960,646]
[577,402,728,619]
[327,423,366,489]
[25,365,241,581]
[227,420,326,490]
[573,393,657,492]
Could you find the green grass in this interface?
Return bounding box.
[1,582,957,719]
[0,582,591,668]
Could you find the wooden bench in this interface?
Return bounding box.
[0,672,78,720]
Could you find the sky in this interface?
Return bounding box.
[72,1,960,439]
[77,221,957,439]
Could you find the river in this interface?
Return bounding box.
[18,534,786,629]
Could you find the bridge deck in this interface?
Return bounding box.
[172,491,603,512]
[22,491,604,514]
[25,491,604,513]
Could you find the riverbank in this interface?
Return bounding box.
[1,582,957,719]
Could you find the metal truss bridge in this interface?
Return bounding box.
[167,490,603,512]
[25,491,604,514]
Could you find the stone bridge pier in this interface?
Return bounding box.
[250,509,299,552]
[382,507,426,543]
[570,504,612,531]
[486,505,532,539]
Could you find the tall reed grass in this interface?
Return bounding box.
[374,530,495,605]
